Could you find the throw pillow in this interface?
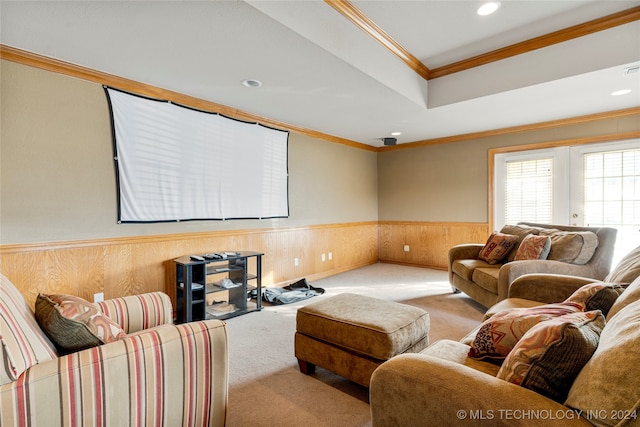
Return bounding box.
[499,224,539,262]
[565,299,640,427]
[35,293,126,354]
[513,234,551,260]
[540,230,599,264]
[468,302,584,362]
[478,232,518,265]
[564,282,626,317]
[497,310,604,403]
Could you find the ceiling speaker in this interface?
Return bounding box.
[383,137,397,146]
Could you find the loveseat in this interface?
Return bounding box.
[370,246,640,427]
[448,222,617,308]
[0,274,228,426]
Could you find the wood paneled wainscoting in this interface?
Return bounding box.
[1,220,489,308]
[378,221,490,269]
[0,222,378,309]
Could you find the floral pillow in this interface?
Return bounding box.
[35,293,126,354]
[497,310,604,402]
[468,302,584,362]
[514,234,551,260]
[478,232,519,265]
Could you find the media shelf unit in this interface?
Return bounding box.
[174,251,263,323]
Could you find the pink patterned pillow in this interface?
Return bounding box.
[468,302,584,361]
[514,234,551,260]
[35,294,126,354]
[478,232,519,265]
[497,310,604,402]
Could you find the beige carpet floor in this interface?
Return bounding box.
[224,263,486,427]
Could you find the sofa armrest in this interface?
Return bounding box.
[449,244,484,283]
[449,244,484,262]
[508,274,596,303]
[497,260,601,303]
[97,291,173,333]
[0,319,228,427]
[370,353,592,427]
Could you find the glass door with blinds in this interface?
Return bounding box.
[570,140,640,265]
[494,139,639,266]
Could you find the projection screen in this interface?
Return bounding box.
[105,87,289,223]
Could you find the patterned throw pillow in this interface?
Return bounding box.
[497,310,604,402]
[468,302,584,361]
[513,234,551,260]
[35,293,127,354]
[564,282,626,317]
[478,232,519,265]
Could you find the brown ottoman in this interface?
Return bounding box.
[295,292,430,387]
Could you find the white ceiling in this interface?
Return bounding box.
[1,0,639,147]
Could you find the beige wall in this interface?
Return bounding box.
[378,115,640,223]
[0,60,378,244]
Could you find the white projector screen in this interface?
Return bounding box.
[105,87,289,223]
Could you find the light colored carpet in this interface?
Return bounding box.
[224,263,486,427]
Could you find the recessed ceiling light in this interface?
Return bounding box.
[391,131,402,136]
[242,79,262,88]
[611,89,631,96]
[477,1,501,16]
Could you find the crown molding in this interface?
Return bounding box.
[378,108,640,152]
[430,6,640,79]
[0,45,376,152]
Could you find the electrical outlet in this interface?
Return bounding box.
[93,292,104,303]
[328,252,332,260]
[403,245,410,252]
[321,253,326,262]
[294,257,299,267]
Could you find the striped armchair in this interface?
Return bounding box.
[0,274,228,426]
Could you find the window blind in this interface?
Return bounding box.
[583,148,640,227]
[105,87,289,223]
[504,158,553,225]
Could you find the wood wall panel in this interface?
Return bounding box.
[1,221,487,308]
[378,221,489,269]
[1,222,379,308]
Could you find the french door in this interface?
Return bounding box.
[494,139,640,267]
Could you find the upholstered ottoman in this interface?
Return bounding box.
[295,292,430,387]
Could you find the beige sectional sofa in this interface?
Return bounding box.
[448,222,617,308]
[371,246,640,427]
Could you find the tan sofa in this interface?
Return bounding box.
[0,274,228,426]
[370,246,640,427]
[448,222,617,308]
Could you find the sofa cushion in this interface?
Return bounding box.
[35,293,127,354]
[540,230,599,264]
[478,232,519,265]
[422,339,500,377]
[605,245,640,284]
[564,282,626,317]
[468,302,584,362]
[497,310,604,403]
[0,275,57,385]
[513,235,551,260]
[565,299,640,427]
[451,259,495,281]
[607,275,640,320]
[471,268,500,294]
